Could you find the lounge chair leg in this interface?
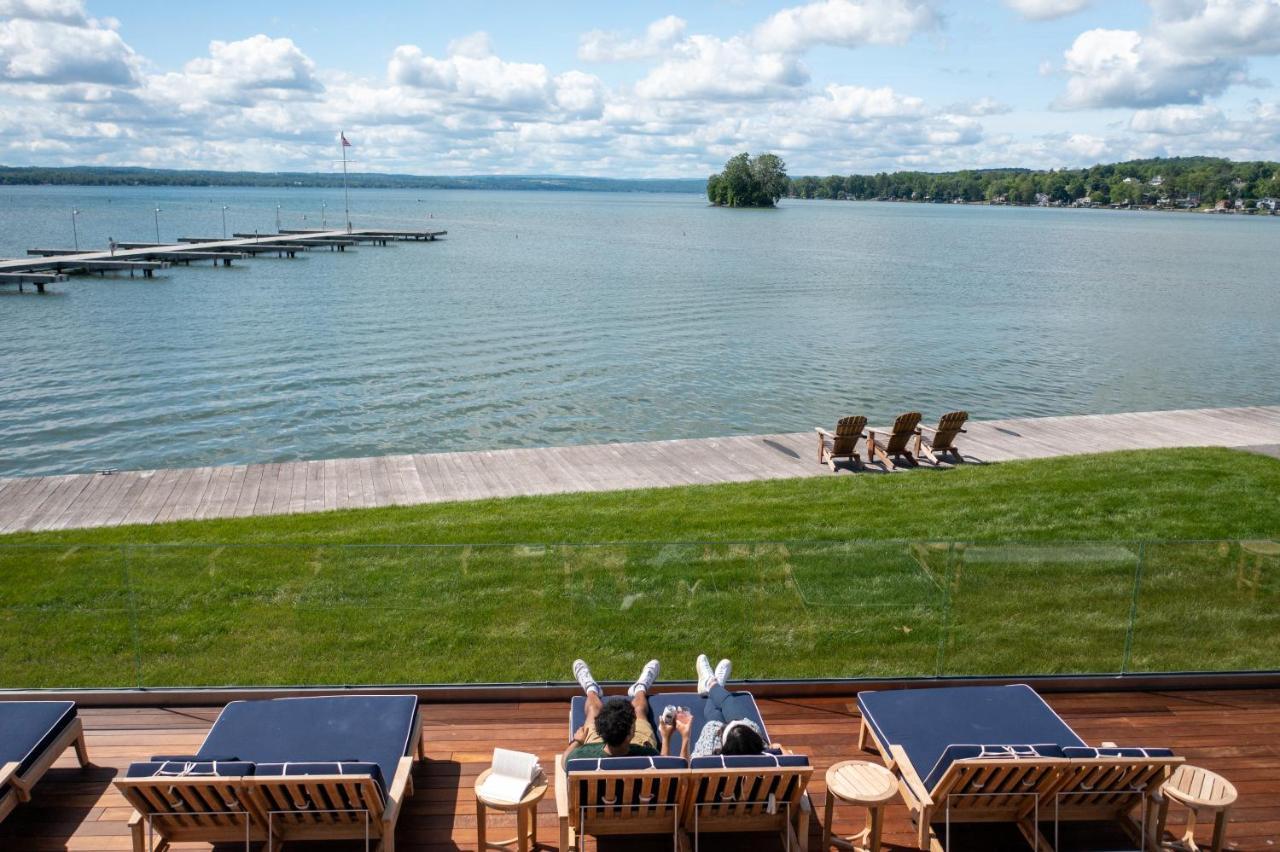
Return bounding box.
[74,730,91,767]
[559,815,574,852]
[128,816,145,852]
[858,718,869,752]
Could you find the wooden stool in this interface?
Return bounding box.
[1154,765,1237,852]
[822,760,898,852]
[474,768,548,851]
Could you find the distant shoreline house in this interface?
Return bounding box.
[1149,175,1164,187]
[1257,197,1278,212]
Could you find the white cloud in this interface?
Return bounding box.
[0,0,87,25]
[1129,103,1224,134]
[635,35,809,100]
[579,15,686,62]
[1004,0,1091,21]
[183,35,322,96]
[0,11,138,85]
[1055,27,1238,108]
[1152,0,1280,57]
[824,84,924,119]
[753,0,938,53]
[947,96,1013,116]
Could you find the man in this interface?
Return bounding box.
[564,659,667,760]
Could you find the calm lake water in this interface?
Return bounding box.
[1,185,1277,477]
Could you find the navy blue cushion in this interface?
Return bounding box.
[197,695,418,803]
[566,756,687,772]
[150,754,239,762]
[126,760,256,778]
[690,754,809,770]
[921,744,1064,790]
[255,761,386,797]
[1062,746,1175,759]
[857,685,1085,794]
[0,701,77,776]
[569,692,770,757]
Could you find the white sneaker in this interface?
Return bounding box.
[573,659,600,696]
[715,658,732,685]
[629,659,660,698]
[696,654,715,696]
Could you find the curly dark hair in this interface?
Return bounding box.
[721,725,766,756]
[593,697,637,748]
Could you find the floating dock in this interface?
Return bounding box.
[0,227,446,292]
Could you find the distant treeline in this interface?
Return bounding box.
[788,157,1280,207]
[0,166,706,194]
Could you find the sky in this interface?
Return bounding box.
[0,0,1277,177]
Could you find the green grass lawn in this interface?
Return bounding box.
[2,447,1278,688]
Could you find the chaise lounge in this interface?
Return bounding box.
[115,694,423,852]
[0,700,91,825]
[857,684,1181,851]
[558,691,811,851]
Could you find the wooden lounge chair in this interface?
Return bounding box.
[684,752,812,852]
[866,412,922,470]
[816,416,868,471]
[918,411,969,464]
[0,701,91,826]
[556,755,690,851]
[114,695,423,852]
[857,685,1182,852]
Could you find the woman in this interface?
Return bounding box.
[671,654,770,758]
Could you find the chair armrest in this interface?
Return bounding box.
[889,745,933,808]
[1,761,32,802]
[815,427,834,438]
[555,754,569,818]
[383,756,415,829]
[918,425,938,434]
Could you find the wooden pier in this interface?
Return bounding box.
[0,227,446,292]
[0,404,1277,534]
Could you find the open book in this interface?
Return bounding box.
[478,748,541,805]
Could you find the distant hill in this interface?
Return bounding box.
[0,165,706,194]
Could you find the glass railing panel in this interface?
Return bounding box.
[0,545,136,687]
[940,542,1139,676]
[1128,539,1280,673]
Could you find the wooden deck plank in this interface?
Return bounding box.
[1,687,1277,851]
[3,404,1280,534]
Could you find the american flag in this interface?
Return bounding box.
[341,132,352,148]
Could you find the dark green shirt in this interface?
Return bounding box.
[568,742,659,760]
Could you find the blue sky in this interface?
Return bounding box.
[1,0,1277,176]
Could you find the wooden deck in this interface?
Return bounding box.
[2,404,1279,535]
[2,404,1279,534]
[1,687,1276,850]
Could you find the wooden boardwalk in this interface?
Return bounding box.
[2,404,1279,534]
[1,687,1277,851]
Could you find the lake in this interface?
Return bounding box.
[1,185,1277,477]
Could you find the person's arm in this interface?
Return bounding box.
[563,724,589,763]
[676,711,693,760]
[658,717,675,755]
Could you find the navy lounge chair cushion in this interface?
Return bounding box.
[565,756,688,772]
[690,754,809,770]
[920,744,1065,790]
[0,701,77,797]
[126,760,256,779]
[255,761,386,797]
[1061,746,1175,759]
[196,695,418,802]
[569,692,771,757]
[689,754,810,806]
[857,685,1085,794]
[150,754,239,762]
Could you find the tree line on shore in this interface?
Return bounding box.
[787,156,1280,208]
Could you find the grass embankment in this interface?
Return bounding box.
[2,448,1277,688]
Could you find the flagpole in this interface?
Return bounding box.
[341,130,351,233]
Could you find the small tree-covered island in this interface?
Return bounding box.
[707,152,789,207]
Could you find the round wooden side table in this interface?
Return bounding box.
[474,768,548,852]
[823,760,898,852]
[1155,765,1237,852]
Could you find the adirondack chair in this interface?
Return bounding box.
[918,411,969,464]
[556,755,690,851]
[683,753,812,852]
[815,415,868,471]
[865,412,922,470]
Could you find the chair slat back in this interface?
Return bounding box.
[832,416,867,456]
[885,412,922,454]
[1052,756,1182,812]
[115,777,261,838]
[930,758,1065,816]
[685,765,812,831]
[246,776,387,831]
[931,411,969,451]
[568,768,686,834]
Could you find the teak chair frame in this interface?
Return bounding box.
[866,412,923,470]
[0,715,91,825]
[816,416,868,471]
